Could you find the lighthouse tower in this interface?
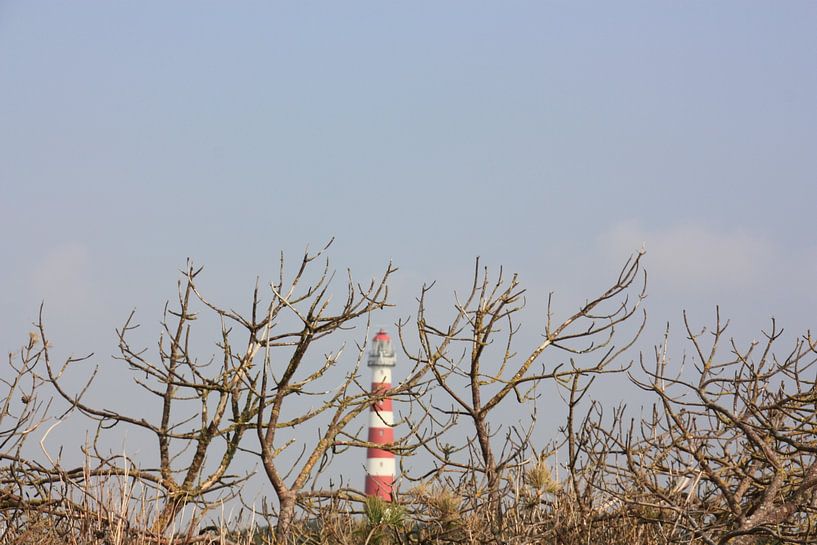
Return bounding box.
[365,329,397,501]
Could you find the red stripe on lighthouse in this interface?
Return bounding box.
[372,397,393,412]
[365,475,394,498]
[368,427,394,443]
[367,446,396,459]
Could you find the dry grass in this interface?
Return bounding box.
[0,475,673,545]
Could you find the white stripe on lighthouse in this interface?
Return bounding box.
[369,410,394,427]
[366,457,396,477]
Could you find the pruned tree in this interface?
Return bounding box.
[5,243,435,543]
[593,311,817,545]
[15,245,817,545]
[243,247,433,541]
[40,263,258,535]
[0,332,54,539]
[402,253,646,538]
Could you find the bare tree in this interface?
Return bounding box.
[40,263,258,535]
[594,311,817,545]
[255,251,436,541]
[0,333,54,539]
[17,247,817,545]
[179,244,431,541]
[402,253,646,537]
[3,244,437,543]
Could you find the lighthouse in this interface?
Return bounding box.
[365,329,397,501]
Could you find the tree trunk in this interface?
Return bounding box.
[151,496,185,535]
[275,492,297,544]
[474,415,503,536]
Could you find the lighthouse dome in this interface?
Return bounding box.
[367,329,396,367]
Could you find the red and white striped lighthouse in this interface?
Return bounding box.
[365,329,396,501]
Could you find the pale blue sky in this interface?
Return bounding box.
[1,1,816,499]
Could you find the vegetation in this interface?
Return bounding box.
[2,246,816,544]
